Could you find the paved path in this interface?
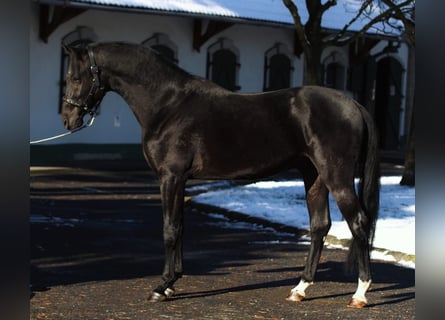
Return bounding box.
[30,165,414,320]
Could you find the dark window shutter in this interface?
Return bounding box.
[211,49,238,91]
[267,54,291,91]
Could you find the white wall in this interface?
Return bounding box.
[30,7,304,144]
[30,6,409,145]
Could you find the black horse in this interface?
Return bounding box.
[61,42,379,308]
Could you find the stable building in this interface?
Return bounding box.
[30,0,413,163]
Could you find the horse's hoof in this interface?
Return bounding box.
[164,287,175,298]
[148,291,166,302]
[347,298,367,308]
[286,290,305,302]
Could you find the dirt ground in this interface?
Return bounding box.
[30,164,414,320]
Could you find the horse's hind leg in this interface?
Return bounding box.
[287,169,331,302]
[330,183,372,308]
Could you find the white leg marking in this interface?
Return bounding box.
[291,279,313,297]
[164,287,175,298]
[352,278,371,303]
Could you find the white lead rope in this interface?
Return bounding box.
[30,115,96,145]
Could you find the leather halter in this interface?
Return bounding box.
[63,46,105,116]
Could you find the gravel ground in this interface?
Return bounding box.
[30,165,414,320]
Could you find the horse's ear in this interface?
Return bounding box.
[62,44,82,55]
[63,45,87,64]
[62,44,70,54]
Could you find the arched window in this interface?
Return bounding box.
[325,62,345,90]
[59,26,98,113]
[264,43,294,91]
[322,51,346,90]
[142,33,178,64]
[207,38,240,91]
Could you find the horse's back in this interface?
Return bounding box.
[185,86,365,179]
[187,89,301,179]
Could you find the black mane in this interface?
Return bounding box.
[97,42,194,85]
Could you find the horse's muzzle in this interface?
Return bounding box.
[63,116,84,130]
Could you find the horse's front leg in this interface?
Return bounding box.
[148,173,185,302]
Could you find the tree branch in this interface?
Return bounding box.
[328,0,372,43]
[282,0,311,48]
[380,0,415,46]
[321,0,338,13]
[325,0,413,47]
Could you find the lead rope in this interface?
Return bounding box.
[30,115,96,145]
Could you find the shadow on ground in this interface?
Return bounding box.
[30,166,414,319]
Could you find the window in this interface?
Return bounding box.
[322,51,346,90]
[142,33,178,64]
[325,62,345,90]
[264,43,294,91]
[207,38,240,91]
[59,26,98,113]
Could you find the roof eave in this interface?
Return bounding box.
[34,0,401,40]
[34,0,294,27]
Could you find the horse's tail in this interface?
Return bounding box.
[348,102,380,270]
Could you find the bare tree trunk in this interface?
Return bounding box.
[400,44,415,186]
[400,106,415,186]
[303,47,323,85]
[282,0,326,86]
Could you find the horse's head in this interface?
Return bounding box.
[61,45,105,130]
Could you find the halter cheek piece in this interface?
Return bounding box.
[63,46,105,116]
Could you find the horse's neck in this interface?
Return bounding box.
[98,46,183,127]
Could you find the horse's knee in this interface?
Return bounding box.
[305,179,331,235]
[163,221,182,240]
[310,217,331,236]
[308,202,331,235]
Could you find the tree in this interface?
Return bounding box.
[282,0,414,84]
[282,0,415,185]
[374,0,415,47]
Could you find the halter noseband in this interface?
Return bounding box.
[63,45,105,116]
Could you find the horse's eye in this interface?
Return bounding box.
[67,72,80,82]
[68,76,81,83]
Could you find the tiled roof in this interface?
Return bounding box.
[36,0,402,35]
